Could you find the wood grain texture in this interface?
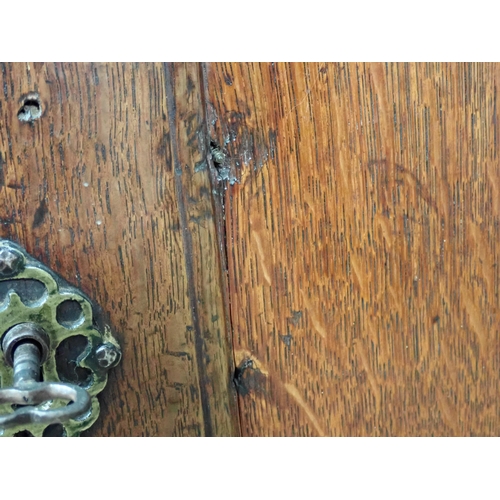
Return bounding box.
[206,62,500,436]
[0,62,239,436]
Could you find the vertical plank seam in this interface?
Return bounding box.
[164,62,213,437]
[199,62,243,436]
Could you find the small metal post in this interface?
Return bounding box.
[12,343,41,387]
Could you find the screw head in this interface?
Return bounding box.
[0,247,25,277]
[95,343,121,369]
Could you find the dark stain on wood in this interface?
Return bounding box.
[32,199,48,229]
[287,310,303,327]
[279,333,293,348]
[233,359,267,397]
[0,152,5,188]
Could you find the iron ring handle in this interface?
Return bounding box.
[0,381,91,428]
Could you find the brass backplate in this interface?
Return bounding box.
[0,239,121,437]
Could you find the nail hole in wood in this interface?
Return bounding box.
[17,93,42,123]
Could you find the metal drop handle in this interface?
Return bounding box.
[0,323,91,429]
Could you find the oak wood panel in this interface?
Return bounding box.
[0,62,239,436]
[207,62,500,436]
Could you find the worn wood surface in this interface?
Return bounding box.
[207,62,500,436]
[0,62,239,436]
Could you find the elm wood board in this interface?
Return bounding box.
[0,62,239,436]
[206,62,500,436]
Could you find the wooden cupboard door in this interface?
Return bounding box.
[206,62,500,436]
[2,62,499,437]
[0,63,239,436]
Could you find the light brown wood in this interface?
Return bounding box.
[3,62,499,437]
[0,62,239,436]
[207,62,500,436]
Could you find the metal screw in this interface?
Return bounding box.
[95,343,121,369]
[0,247,25,277]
